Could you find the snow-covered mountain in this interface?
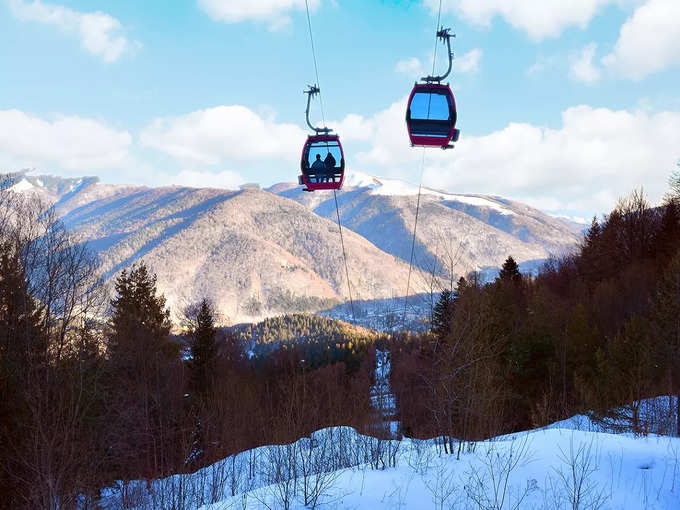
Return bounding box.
[5,170,581,322]
[273,171,580,287]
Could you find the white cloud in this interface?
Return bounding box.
[0,109,132,171]
[455,48,483,73]
[8,0,136,62]
[342,98,680,214]
[197,0,319,30]
[395,49,482,77]
[570,43,602,83]
[395,57,424,77]
[424,0,619,40]
[140,105,307,166]
[602,0,680,79]
[527,55,559,76]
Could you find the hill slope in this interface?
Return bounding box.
[273,171,581,290]
[7,170,580,322]
[48,181,412,322]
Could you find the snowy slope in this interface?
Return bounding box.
[104,415,680,510]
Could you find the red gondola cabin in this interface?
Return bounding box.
[299,134,345,192]
[406,83,458,148]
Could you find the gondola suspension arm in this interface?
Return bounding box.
[421,28,455,83]
[304,85,332,135]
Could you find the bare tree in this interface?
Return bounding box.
[463,437,533,510]
[0,189,107,509]
[423,459,459,510]
[548,435,610,510]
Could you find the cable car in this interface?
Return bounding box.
[300,134,345,192]
[405,28,460,149]
[298,86,345,192]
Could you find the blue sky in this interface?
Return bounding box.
[1,0,679,218]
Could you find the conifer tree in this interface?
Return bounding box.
[106,262,180,479]
[584,216,602,247]
[498,256,522,283]
[454,276,467,297]
[579,216,604,282]
[431,289,453,339]
[0,242,43,508]
[188,298,218,398]
[109,263,173,360]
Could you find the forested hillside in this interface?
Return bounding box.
[393,173,680,442]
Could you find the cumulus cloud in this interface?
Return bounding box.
[602,0,680,79]
[197,0,319,30]
[8,0,136,62]
[527,55,559,76]
[395,49,482,77]
[570,43,602,83]
[343,98,680,214]
[140,105,307,166]
[455,48,483,73]
[395,57,424,77]
[0,109,132,171]
[424,0,618,40]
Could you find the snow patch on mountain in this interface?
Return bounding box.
[345,171,515,215]
[9,178,34,192]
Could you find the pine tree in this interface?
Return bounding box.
[106,262,180,479]
[454,276,467,297]
[0,242,43,508]
[0,243,44,370]
[579,216,604,283]
[109,263,173,359]
[431,289,453,339]
[188,298,218,398]
[498,256,522,283]
[584,216,602,247]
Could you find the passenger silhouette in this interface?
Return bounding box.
[323,152,336,182]
[324,151,336,168]
[311,153,326,182]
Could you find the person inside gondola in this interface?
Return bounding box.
[323,151,337,182]
[311,153,326,182]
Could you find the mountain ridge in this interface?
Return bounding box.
[5,170,580,323]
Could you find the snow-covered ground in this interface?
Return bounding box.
[321,294,433,333]
[102,401,680,510]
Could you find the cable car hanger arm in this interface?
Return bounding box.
[304,85,332,134]
[421,27,455,83]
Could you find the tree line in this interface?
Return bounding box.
[392,172,680,448]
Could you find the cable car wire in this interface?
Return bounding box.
[304,0,326,126]
[402,150,426,328]
[431,0,443,76]
[304,0,355,323]
[334,189,355,321]
[402,0,444,329]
